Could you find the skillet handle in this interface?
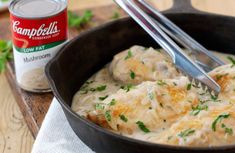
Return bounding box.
[164,0,203,14]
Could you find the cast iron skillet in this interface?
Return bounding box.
[46,0,235,153]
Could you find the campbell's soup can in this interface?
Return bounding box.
[9,0,68,92]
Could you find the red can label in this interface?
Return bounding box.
[10,9,68,52]
[10,8,68,92]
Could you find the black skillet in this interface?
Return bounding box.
[45,0,235,153]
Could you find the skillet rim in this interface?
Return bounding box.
[45,15,235,151]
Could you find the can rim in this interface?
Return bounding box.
[9,0,67,19]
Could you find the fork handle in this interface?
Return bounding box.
[137,0,225,70]
[115,0,221,94]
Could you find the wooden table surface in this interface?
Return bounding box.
[1,0,235,153]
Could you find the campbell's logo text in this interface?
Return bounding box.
[13,21,60,39]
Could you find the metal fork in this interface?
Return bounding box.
[135,0,225,72]
[114,0,223,94]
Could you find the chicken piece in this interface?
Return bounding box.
[95,77,199,135]
[209,64,235,102]
[154,104,235,146]
[109,45,181,85]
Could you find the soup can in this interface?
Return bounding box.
[9,0,68,93]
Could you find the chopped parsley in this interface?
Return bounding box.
[80,90,89,94]
[178,129,195,141]
[109,99,116,106]
[215,74,228,81]
[96,85,107,91]
[99,95,109,101]
[124,50,133,60]
[136,121,150,133]
[121,84,134,92]
[212,113,230,131]
[85,80,94,84]
[130,70,136,79]
[210,94,220,102]
[94,85,107,91]
[187,83,192,90]
[79,84,90,94]
[157,80,167,86]
[119,114,128,122]
[227,56,235,67]
[95,103,105,110]
[199,99,211,104]
[221,124,233,135]
[80,84,106,94]
[105,111,112,121]
[190,105,208,116]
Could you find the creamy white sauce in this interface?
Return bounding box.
[72,46,235,147]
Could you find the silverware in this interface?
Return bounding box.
[135,0,225,72]
[114,0,222,94]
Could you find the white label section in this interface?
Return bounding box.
[13,41,67,86]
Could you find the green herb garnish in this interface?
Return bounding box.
[121,84,134,92]
[215,74,228,81]
[157,80,167,86]
[227,56,235,67]
[109,99,116,106]
[187,83,192,90]
[95,103,105,110]
[221,124,233,135]
[119,114,128,122]
[130,70,135,79]
[96,85,107,91]
[99,95,108,101]
[178,129,195,141]
[212,113,230,131]
[68,10,93,29]
[105,110,112,121]
[211,94,220,102]
[85,80,94,84]
[80,84,106,94]
[190,105,208,116]
[136,121,150,133]
[124,50,132,60]
[0,40,13,73]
